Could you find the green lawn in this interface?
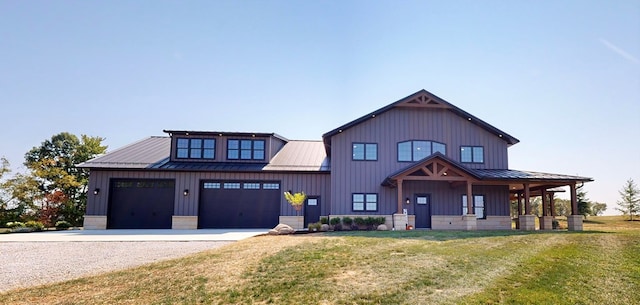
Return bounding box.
[1,216,638,305]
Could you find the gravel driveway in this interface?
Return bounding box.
[0,241,230,292]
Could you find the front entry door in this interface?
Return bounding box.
[304,197,321,228]
[415,194,431,228]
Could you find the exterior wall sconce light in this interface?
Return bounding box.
[93,188,100,195]
[183,189,189,196]
[405,197,410,205]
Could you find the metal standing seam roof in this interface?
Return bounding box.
[78,137,330,172]
[77,136,171,169]
[382,153,592,185]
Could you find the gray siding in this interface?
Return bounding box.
[329,107,509,215]
[86,170,330,217]
[403,183,510,216]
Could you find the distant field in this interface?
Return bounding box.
[1,216,638,305]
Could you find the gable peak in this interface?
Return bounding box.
[399,92,450,109]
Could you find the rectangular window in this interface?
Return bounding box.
[176,138,215,160]
[352,143,378,161]
[243,183,260,189]
[462,195,486,219]
[461,146,484,163]
[398,140,446,161]
[203,182,221,189]
[352,193,378,212]
[223,182,241,189]
[262,183,280,189]
[307,198,318,206]
[228,139,265,160]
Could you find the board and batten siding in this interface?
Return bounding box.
[329,107,510,215]
[86,170,330,217]
[402,182,510,216]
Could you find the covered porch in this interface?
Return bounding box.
[382,153,593,231]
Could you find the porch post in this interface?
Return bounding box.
[524,183,531,215]
[466,181,473,215]
[567,182,583,231]
[550,192,556,217]
[541,189,548,216]
[396,179,404,214]
[517,192,523,216]
[519,183,535,230]
[570,183,578,215]
[462,180,477,230]
[393,179,407,230]
[540,189,552,230]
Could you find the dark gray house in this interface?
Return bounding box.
[79,89,592,231]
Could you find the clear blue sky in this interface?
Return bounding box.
[1,1,638,214]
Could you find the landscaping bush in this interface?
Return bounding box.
[342,217,353,226]
[55,220,72,230]
[329,217,341,226]
[25,221,45,232]
[6,221,25,229]
[353,217,365,229]
[320,217,329,225]
[308,222,322,232]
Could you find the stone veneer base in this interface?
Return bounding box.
[83,215,107,230]
[172,216,198,230]
[567,215,583,231]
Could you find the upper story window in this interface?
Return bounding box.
[227,139,265,160]
[397,140,446,162]
[176,138,215,159]
[462,194,485,219]
[352,143,378,161]
[460,146,484,163]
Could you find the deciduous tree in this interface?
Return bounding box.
[22,132,107,226]
[617,178,640,221]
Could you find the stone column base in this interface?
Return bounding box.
[279,216,303,230]
[392,213,410,230]
[83,215,107,230]
[461,214,477,230]
[172,216,198,229]
[519,215,536,231]
[539,216,553,230]
[567,215,583,231]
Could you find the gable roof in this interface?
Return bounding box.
[322,89,520,155]
[382,152,592,186]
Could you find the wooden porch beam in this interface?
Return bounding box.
[397,179,404,214]
[541,188,548,216]
[466,181,474,215]
[524,183,531,215]
[570,182,578,215]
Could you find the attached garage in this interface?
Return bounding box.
[198,181,281,228]
[107,179,175,229]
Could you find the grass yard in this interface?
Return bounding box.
[1,216,639,305]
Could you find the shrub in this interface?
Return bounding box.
[342,217,353,226]
[308,222,323,232]
[353,217,365,226]
[25,221,45,232]
[6,221,25,229]
[552,219,560,230]
[375,217,386,226]
[55,220,72,230]
[320,217,329,225]
[329,217,341,226]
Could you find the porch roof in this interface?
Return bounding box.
[381,153,593,187]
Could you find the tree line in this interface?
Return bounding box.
[0,132,107,227]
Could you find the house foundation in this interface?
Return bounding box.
[518,215,536,230]
[539,216,553,230]
[279,216,304,230]
[567,215,583,231]
[171,216,198,229]
[83,216,107,230]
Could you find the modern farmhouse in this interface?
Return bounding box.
[79,89,592,231]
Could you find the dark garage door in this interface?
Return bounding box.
[107,179,175,229]
[198,181,281,228]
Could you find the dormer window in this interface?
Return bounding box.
[176,138,215,159]
[397,140,446,162]
[228,139,265,160]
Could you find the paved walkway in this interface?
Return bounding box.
[0,229,268,242]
